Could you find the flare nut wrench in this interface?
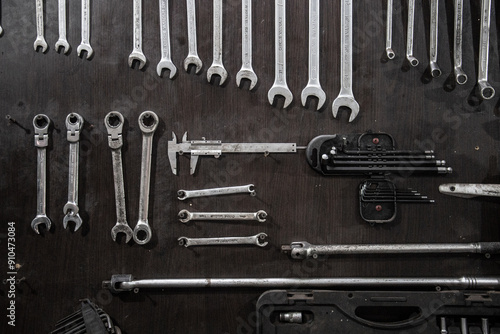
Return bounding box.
[178,233,268,247]
[178,210,267,223]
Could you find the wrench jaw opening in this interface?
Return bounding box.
[156,60,178,79]
[256,210,268,223]
[332,96,360,123]
[128,52,147,70]
[268,86,293,109]
[34,37,48,53]
[63,212,83,232]
[55,39,70,55]
[111,224,133,243]
[255,233,269,247]
[77,43,94,60]
[207,65,228,86]
[133,222,152,245]
[31,216,52,235]
[478,81,496,100]
[236,70,258,91]
[301,86,326,111]
[184,56,203,74]
[178,237,189,247]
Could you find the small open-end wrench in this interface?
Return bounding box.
[34,0,48,53]
[207,0,227,85]
[385,0,395,59]
[178,184,256,200]
[332,0,359,122]
[55,0,70,54]
[301,0,326,110]
[63,113,84,232]
[406,0,418,67]
[133,111,159,245]
[77,0,93,59]
[178,210,267,223]
[129,0,147,69]
[453,0,467,84]
[268,0,293,108]
[477,0,495,100]
[236,0,258,90]
[178,232,268,247]
[105,112,133,243]
[157,0,177,78]
[429,0,441,78]
[184,0,203,73]
[31,114,51,234]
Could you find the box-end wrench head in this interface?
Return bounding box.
[178,233,268,247]
[406,0,418,67]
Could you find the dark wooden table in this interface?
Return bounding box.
[2,0,500,333]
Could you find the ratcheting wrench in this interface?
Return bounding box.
[34,0,48,52]
[236,0,258,90]
[129,0,147,69]
[385,0,395,59]
[178,210,267,223]
[301,0,326,110]
[406,0,418,67]
[178,184,256,200]
[184,0,202,73]
[157,0,177,78]
[453,0,467,84]
[178,233,268,247]
[207,0,227,85]
[55,0,70,54]
[268,0,293,108]
[133,111,159,245]
[477,0,495,100]
[77,0,93,59]
[31,114,52,234]
[63,113,84,232]
[429,0,441,77]
[105,112,133,243]
[332,0,359,122]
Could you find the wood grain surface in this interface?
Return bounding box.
[1,0,500,333]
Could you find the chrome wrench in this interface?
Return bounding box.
[453,0,467,84]
[133,111,159,245]
[129,0,147,69]
[157,0,177,78]
[77,0,93,59]
[31,114,51,234]
[177,184,256,200]
[406,0,418,66]
[429,0,441,77]
[477,0,495,100]
[236,0,258,90]
[268,0,293,108]
[63,113,84,232]
[105,112,133,243]
[439,183,500,198]
[332,0,359,122]
[55,0,70,54]
[207,0,227,85]
[385,0,395,59]
[178,210,267,223]
[301,0,326,110]
[178,233,268,247]
[34,0,48,52]
[184,0,203,73]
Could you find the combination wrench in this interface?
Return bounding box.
[207,0,227,85]
[453,0,467,84]
[332,0,359,122]
[236,0,258,90]
[178,233,268,247]
[129,0,147,69]
[157,0,177,78]
[178,210,267,223]
[55,0,70,54]
[77,0,93,59]
[34,0,48,53]
[406,0,418,67]
[429,0,441,78]
[31,114,51,234]
[385,0,395,59]
[133,111,159,245]
[178,184,256,200]
[477,0,495,100]
[301,0,326,110]
[268,0,293,108]
[184,0,203,73]
[105,112,133,243]
[63,113,84,232]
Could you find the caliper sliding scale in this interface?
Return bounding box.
[168,132,298,175]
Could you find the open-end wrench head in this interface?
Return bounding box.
[184,55,203,74]
[268,86,293,108]
[111,224,133,243]
[128,51,147,69]
[63,212,83,232]
[301,86,326,110]
[236,69,258,90]
[133,222,152,245]
[34,37,48,53]
[138,111,159,134]
[332,96,360,122]
[156,59,177,78]
[478,81,496,100]
[77,43,93,59]
[31,215,52,234]
[55,39,70,54]
[207,65,228,85]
